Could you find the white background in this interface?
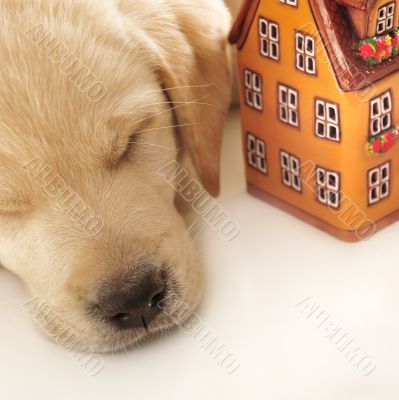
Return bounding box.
[0,110,398,399]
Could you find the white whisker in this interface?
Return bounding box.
[128,142,177,151]
[133,122,199,135]
[143,83,215,96]
[133,95,211,127]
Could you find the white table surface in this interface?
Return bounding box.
[1,109,398,400]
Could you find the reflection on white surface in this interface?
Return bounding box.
[0,110,398,399]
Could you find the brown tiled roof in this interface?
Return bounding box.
[229,0,399,91]
[336,0,377,10]
[310,0,399,91]
[228,0,261,49]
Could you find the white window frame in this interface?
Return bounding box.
[279,0,298,6]
[295,32,317,75]
[316,167,340,209]
[368,162,390,205]
[278,84,299,127]
[370,91,392,137]
[259,18,280,61]
[244,69,263,111]
[376,2,396,34]
[280,151,301,192]
[247,133,267,174]
[315,99,340,141]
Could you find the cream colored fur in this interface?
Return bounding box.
[0,0,231,352]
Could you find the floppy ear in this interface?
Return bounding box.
[153,1,232,197]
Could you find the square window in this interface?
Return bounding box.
[296,32,317,74]
[370,91,392,137]
[244,69,263,111]
[281,151,301,192]
[315,99,340,141]
[259,18,280,61]
[368,162,390,205]
[278,84,299,128]
[247,133,267,175]
[316,166,340,208]
[377,3,396,34]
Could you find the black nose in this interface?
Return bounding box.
[97,267,166,330]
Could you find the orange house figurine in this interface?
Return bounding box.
[229,0,399,241]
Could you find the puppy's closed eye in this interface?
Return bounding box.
[105,114,153,167]
[0,191,32,214]
[0,163,33,214]
[119,131,146,162]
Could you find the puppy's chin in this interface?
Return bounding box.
[25,289,201,354]
[24,251,203,353]
[89,304,199,353]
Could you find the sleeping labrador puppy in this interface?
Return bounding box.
[0,0,231,352]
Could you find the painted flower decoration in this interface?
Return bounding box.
[368,128,399,155]
[357,29,399,64]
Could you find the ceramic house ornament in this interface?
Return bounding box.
[229,0,399,241]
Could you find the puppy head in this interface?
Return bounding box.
[0,0,231,352]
